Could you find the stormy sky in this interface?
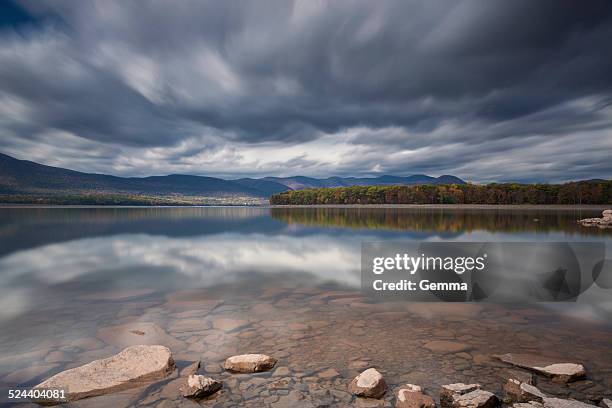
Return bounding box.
[0,1,611,182]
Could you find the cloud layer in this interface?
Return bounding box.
[0,0,611,182]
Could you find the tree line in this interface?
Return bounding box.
[269,181,612,205]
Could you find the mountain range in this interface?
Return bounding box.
[0,152,465,198]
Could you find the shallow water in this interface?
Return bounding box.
[0,207,610,407]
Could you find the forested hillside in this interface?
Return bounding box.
[270,181,612,205]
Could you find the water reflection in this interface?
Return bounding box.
[270,207,610,235]
[0,207,610,323]
[0,207,280,256]
[0,234,360,320]
[0,207,611,405]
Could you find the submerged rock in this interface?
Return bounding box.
[349,368,387,399]
[317,367,340,379]
[211,317,250,332]
[96,322,185,350]
[223,354,277,373]
[423,341,471,354]
[180,375,222,399]
[543,398,599,408]
[452,390,499,408]
[513,403,544,408]
[494,353,586,383]
[441,383,481,407]
[35,345,174,403]
[395,383,436,408]
[504,378,546,403]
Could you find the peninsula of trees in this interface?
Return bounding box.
[269,181,612,205]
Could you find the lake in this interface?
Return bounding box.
[0,207,610,407]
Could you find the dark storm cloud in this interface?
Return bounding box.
[0,0,611,181]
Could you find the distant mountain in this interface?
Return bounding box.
[262,174,466,190]
[232,178,291,195]
[0,152,467,200]
[0,152,277,198]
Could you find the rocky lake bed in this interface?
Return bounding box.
[1,283,611,407]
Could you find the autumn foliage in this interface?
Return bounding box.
[269,181,612,205]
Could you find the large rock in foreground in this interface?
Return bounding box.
[349,368,387,399]
[395,383,436,408]
[223,354,277,373]
[35,345,175,403]
[494,353,585,383]
[452,390,499,408]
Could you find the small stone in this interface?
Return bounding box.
[600,399,612,408]
[424,341,471,354]
[223,354,277,373]
[505,379,546,403]
[349,368,387,399]
[452,390,499,408]
[395,384,436,408]
[536,364,586,383]
[180,375,222,398]
[441,384,481,407]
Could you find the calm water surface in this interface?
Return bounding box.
[0,207,610,407]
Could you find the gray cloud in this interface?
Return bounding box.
[0,0,611,182]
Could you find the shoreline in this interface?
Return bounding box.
[0,203,609,209]
[268,204,610,210]
[0,204,266,209]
